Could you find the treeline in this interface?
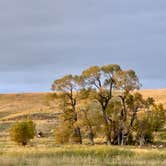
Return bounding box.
[51,64,166,146]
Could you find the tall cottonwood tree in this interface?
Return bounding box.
[125,92,145,144]
[135,101,165,146]
[114,70,140,145]
[51,75,82,144]
[82,64,121,144]
[78,89,103,145]
[78,100,102,145]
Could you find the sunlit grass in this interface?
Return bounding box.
[0,137,165,166]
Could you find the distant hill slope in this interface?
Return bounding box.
[0,93,59,121]
[0,89,166,121]
[139,89,166,107]
[0,89,165,142]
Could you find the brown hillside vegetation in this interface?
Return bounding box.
[0,89,166,122]
[0,93,60,138]
[139,89,166,107]
[0,93,59,121]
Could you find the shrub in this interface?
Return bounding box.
[55,122,72,144]
[9,120,36,146]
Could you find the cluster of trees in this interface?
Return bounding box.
[8,64,165,146]
[51,64,166,146]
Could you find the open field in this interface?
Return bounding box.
[0,89,165,165]
[0,138,165,166]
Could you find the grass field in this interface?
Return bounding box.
[0,138,165,166]
[0,89,165,165]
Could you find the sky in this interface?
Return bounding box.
[0,0,166,93]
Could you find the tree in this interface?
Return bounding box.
[150,104,165,131]
[125,92,145,145]
[77,94,103,145]
[51,75,82,144]
[55,121,72,144]
[114,70,140,145]
[132,96,165,146]
[82,64,121,144]
[106,99,123,145]
[50,64,166,146]
[10,120,36,146]
[136,109,154,146]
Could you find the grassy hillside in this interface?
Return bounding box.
[0,89,165,139]
[0,89,166,121]
[0,93,60,138]
[140,89,166,107]
[0,93,60,121]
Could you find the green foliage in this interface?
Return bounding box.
[9,120,36,146]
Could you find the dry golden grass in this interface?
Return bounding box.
[139,89,166,107]
[0,93,59,137]
[0,89,165,129]
[0,92,61,121]
[0,137,165,166]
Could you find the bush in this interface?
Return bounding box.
[9,120,36,146]
[55,122,72,144]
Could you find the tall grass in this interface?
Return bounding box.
[0,138,165,166]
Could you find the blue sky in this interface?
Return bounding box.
[0,0,166,93]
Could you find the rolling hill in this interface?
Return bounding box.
[0,89,166,122]
[0,89,165,139]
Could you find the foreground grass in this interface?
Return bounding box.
[0,138,165,166]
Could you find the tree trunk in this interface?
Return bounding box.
[83,110,95,145]
[121,133,127,146]
[89,131,95,145]
[102,110,111,145]
[121,133,124,146]
[71,108,82,144]
[22,141,27,146]
[112,121,119,145]
[139,136,145,146]
[71,127,82,144]
[76,127,82,144]
[88,124,95,145]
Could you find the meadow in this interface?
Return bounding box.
[0,89,165,166]
[0,138,166,166]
